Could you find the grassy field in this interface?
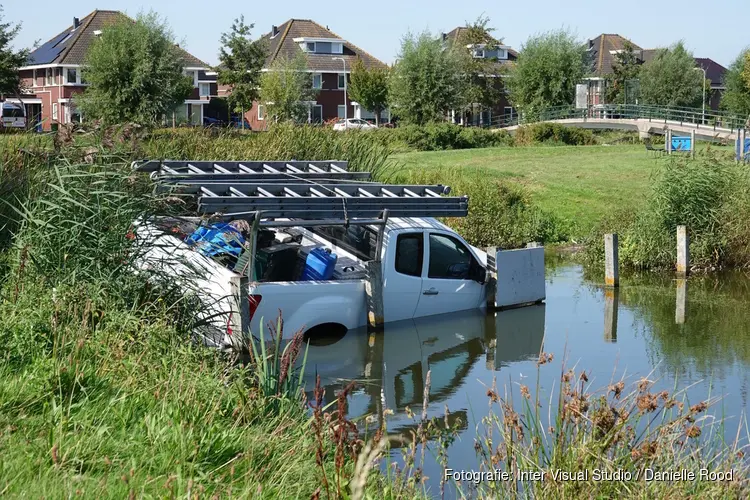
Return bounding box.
[392,143,730,237]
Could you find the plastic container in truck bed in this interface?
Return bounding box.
[302,247,338,281]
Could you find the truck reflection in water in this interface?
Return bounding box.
[303,304,546,436]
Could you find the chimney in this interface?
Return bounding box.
[271,25,278,37]
[441,33,447,42]
[73,17,80,29]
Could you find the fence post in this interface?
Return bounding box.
[741,129,747,162]
[604,234,619,287]
[676,225,689,277]
[690,129,695,158]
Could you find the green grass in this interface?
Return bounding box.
[392,143,731,237]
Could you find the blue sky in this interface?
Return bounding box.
[5,0,748,68]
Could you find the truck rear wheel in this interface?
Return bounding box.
[303,323,348,346]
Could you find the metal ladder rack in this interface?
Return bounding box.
[134,160,371,182]
[138,159,469,223]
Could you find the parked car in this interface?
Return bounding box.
[333,118,377,131]
[203,116,252,130]
[0,101,27,130]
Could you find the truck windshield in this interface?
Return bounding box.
[2,105,25,118]
[311,225,377,261]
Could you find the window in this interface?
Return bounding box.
[428,233,473,279]
[199,82,211,97]
[52,103,58,120]
[395,233,424,277]
[306,42,316,52]
[332,42,343,54]
[504,107,514,119]
[45,68,54,86]
[472,47,485,58]
[312,74,322,89]
[66,68,77,84]
[257,104,265,120]
[311,104,323,124]
[337,105,346,118]
[32,69,38,87]
[80,71,88,85]
[338,73,346,89]
[316,41,332,54]
[497,48,508,60]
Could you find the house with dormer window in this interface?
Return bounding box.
[241,19,388,128]
[443,26,518,126]
[16,10,215,130]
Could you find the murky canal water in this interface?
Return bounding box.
[302,262,750,495]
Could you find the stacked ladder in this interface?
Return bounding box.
[133,160,469,222]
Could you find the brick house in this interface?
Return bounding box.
[443,26,518,126]
[585,34,727,110]
[238,19,388,129]
[16,10,215,131]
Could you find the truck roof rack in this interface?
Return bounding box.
[138,159,469,223]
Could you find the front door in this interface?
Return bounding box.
[414,232,484,318]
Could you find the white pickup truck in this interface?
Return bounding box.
[137,216,492,347]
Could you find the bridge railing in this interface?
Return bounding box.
[492,104,748,132]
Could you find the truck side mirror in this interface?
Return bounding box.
[475,266,487,284]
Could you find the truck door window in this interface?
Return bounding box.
[428,233,474,279]
[395,233,423,277]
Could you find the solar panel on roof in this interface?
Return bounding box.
[27,30,72,65]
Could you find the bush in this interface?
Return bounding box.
[583,153,746,271]
[371,123,512,151]
[515,123,595,146]
[394,166,567,248]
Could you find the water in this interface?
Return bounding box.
[302,262,750,495]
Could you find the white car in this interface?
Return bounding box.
[333,118,377,131]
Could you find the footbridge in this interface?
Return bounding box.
[496,105,747,142]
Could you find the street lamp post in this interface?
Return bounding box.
[333,57,347,128]
[694,66,707,125]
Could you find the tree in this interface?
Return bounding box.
[258,52,316,123]
[605,41,641,104]
[347,58,389,125]
[507,29,590,117]
[77,12,193,125]
[639,42,702,108]
[0,6,29,97]
[217,16,267,128]
[720,49,750,120]
[389,31,465,125]
[451,16,506,121]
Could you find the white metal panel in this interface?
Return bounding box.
[495,247,545,308]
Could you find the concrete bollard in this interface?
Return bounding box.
[365,260,384,330]
[690,129,696,158]
[604,233,619,287]
[675,278,687,324]
[604,288,619,342]
[485,246,497,309]
[676,225,689,277]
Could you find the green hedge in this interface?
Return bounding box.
[371,123,514,151]
[515,123,596,146]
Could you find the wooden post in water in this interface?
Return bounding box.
[604,288,619,342]
[675,278,687,324]
[485,246,497,309]
[676,225,689,277]
[604,234,619,287]
[690,129,696,158]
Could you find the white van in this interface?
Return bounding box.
[0,101,27,129]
